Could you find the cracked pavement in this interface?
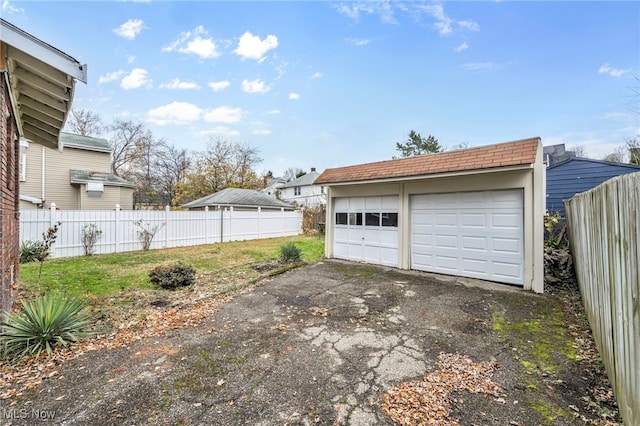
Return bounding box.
[8,260,592,425]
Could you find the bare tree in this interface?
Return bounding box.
[569,145,587,158]
[602,147,627,163]
[108,120,152,179]
[154,144,192,207]
[66,108,103,136]
[283,167,305,182]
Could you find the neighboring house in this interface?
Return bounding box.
[182,188,295,211]
[543,144,575,166]
[316,137,545,293]
[1,19,86,316]
[262,176,287,198]
[19,132,135,210]
[546,157,640,216]
[278,167,326,207]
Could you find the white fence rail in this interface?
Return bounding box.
[20,204,303,258]
[565,172,640,426]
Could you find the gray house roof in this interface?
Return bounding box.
[70,170,136,188]
[279,171,321,188]
[60,132,112,153]
[182,188,295,210]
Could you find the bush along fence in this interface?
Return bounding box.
[20,204,303,259]
[565,172,640,426]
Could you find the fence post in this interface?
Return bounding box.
[115,204,121,253]
[281,207,285,237]
[257,207,262,239]
[164,205,170,248]
[204,206,209,245]
[49,203,57,257]
[229,207,234,242]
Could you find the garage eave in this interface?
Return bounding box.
[323,163,535,187]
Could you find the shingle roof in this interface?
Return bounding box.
[182,188,295,209]
[60,132,111,153]
[279,171,322,188]
[315,137,540,185]
[70,170,136,188]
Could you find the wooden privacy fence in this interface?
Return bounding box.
[20,204,303,259]
[565,172,640,426]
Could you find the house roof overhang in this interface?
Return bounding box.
[1,18,87,150]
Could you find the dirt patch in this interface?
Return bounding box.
[1,261,620,425]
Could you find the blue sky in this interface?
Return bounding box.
[3,1,639,175]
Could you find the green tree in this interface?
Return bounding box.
[394,130,443,158]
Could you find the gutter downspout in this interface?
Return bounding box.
[41,145,45,204]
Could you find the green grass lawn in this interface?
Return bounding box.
[19,235,325,300]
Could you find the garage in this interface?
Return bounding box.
[316,137,545,292]
[411,189,524,285]
[334,195,399,267]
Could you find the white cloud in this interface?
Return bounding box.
[234,31,278,62]
[113,19,145,40]
[159,78,200,90]
[120,68,152,89]
[334,2,396,24]
[98,70,126,84]
[598,64,630,78]
[204,106,245,123]
[208,80,231,92]
[346,38,370,46]
[462,62,500,71]
[163,26,221,59]
[458,20,480,32]
[455,42,468,52]
[242,79,271,94]
[289,92,300,100]
[200,127,240,137]
[418,3,479,36]
[311,72,323,79]
[2,0,24,14]
[253,129,272,136]
[147,101,202,125]
[127,55,136,64]
[266,109,281,115]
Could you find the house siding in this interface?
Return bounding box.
[20,142,134,210]
[546,159,640,216]
[1,74,20,318]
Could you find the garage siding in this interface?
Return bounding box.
[411,189,524,285]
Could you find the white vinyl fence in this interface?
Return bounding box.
[20,204,303,258]
[564,172,640,426]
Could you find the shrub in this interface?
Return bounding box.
[149,263,195,289]
[0,293,94,361]
[81,223,103,256]
[135,220,164,251]
[20,240,45,264]
[280,242,301,262]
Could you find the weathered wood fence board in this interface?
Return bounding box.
[20,205,303,258]
[565,172,640,426]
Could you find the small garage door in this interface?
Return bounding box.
[411,189,524,285]
[334,195,398,267]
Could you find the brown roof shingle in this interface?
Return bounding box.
[315,137,540,185]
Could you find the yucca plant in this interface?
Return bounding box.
[0,293,95,361]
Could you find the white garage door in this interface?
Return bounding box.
[411,189,524,285]
[334,196,398,267]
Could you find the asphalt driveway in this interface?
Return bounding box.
[5,260,613,425]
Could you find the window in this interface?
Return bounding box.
[365,212,380,226]
[294,186,301,196]
[349,212,362,226]
[381,213,398,227]
[336,212,348,225]
[321,186,325,194]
